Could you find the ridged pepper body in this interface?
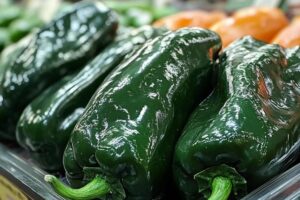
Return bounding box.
[0,1,117,140]
[16,26,163,171]
[173,36,300,199]
[63,28,221,199]
[285,46,300,84]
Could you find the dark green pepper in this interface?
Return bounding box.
[0,1,118,140]
[284,46,300,85]
[16,26,164,171]
[45,28,221,200]
[0,33,33,76]
[173,36,300,200]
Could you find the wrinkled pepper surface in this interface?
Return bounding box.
[173,36,300,200]
[46,28,221,200]
[16,26,164,171]
[0,1,117,140]
[285,46,300,84]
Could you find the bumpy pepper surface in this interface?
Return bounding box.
[45,28,221,200]
[285,46,300,84]
[16,26,164,171]
[0,1,118,140]
[173,36,300,200]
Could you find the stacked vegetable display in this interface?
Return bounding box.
[1,1,300,200]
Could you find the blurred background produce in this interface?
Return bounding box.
[0,0,43,52]
[2,0,300,51]
[272,16,300,47]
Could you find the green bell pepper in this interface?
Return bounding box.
[45,28,221,200]
[16,26,164,171]
[173,36,300,200]
[0,1,118,141]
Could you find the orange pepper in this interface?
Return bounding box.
[210,7,288,47]
[153,10,226,30]
[272,16,300,48]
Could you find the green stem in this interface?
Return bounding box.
[44,175,110,200]
[208,176,232,200]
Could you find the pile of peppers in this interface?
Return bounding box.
[0,1,300,200]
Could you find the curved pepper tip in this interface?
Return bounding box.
[208,176,232,200]
[44,174,56,183]
[45,174,111,200]
[194,164,247,199]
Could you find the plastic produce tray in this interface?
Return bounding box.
[0,143,63,200]
[242,163,300,199]
[1,142,300,199]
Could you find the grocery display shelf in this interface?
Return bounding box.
[243,163,300,200]
[0,143,63,200]
[1,142,300,200]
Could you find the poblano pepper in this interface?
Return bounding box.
[45,28,221,200]
[16,26,164,171]
[173,36,300,200]
[0,1,118,140]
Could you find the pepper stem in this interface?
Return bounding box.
[208,176,232,200]
[44,175,110,200]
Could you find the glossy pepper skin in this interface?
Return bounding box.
[173,36,300,199]
[62,28,221,200]
[16,26,164,171]
[0,1,118,140]
[285,46,300,84]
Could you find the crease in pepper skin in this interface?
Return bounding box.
[16,26,165,172]
[46,28,222,200]
[173,36,300,200]
[0,1,118,141]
